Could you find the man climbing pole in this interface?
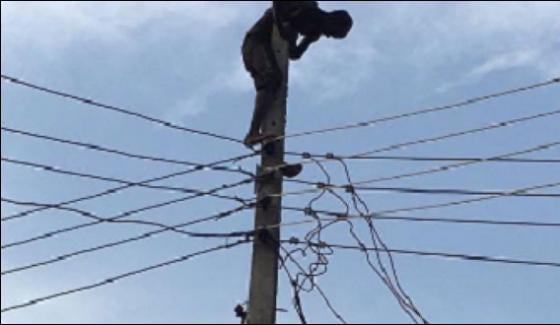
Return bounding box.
[242,1,353,148]
[244,2,353,323]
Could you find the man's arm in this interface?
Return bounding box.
[289,34,320,60]
[273,1,318,38]
[272,1,289,39]
[273,1,295,41]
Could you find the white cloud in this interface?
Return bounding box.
[436,49,545,93]
[358,2,560,93]
[290,37,380,102]
[1,277,113,324]
[468,50,540,79]
[166,94,209,120]
[164,58,252,121]
[1,1,263,120]
[1,1,260,67]
[272,2,559,102]
[3,2,559,116]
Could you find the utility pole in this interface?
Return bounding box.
[246,23,289,324]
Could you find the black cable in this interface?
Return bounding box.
[281,182,560,223]
[1,152,256,222]
[288,143,560,189]
[1,74,243,144]
[284,158,425,323]
[1,202,251,276]
[0,240,251,313]
[1,178,253,250]
[283,206,560,228]
[277,77,559,141]
[377,182,560,215]
[285,152,560,164]
[1,157,250,205]
[285,179,560,198]
[352,109,560,158]
[280,111,560,181]
[354,185,560,197]
[334,158,427,324]
[1,126,253,176]
[278,253,308,324]
[0,197,255,240]
[279,244,348,324]
[283,240,560,268]
[351,142,559,186]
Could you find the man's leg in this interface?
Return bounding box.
[243,39,283,147]
[244,57,281,147]
[245,86,275,141]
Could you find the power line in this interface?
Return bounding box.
[1,152,256,222]
[1,178,253,250]
[286,182,560,216]
[1,156,251,206]
[1,126,253,176]
[12,197,551,280]
[280,157,428,324]
[282,240,560,268]
[282,206,560,228]
[1,197,255,240]
[255,181,560,234]
[275,77,559,141]
[352,109,560,158]
[285,152,560,164]
[352,142,560,186]
[3,74,558,321]
[377,182,560,215]
[0,240,251,313]
[333,158,428,324]
[1,74,244,145]
[283,141,559,192]
[273,108,560,176]
[278,244,348,324]
[278,254,309,324]
[352,186,560,197]
[1,201,251,276]
[282,180,560,198]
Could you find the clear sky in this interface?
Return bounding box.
[1,1,559,324]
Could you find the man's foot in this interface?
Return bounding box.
[279,163,303,178]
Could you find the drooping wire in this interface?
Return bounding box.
[1,157,251,205]
[1,202,252,276]
[282,240,560,268]
[270,109,560,175]
[1,152,256,222]
[1,74,244,144]
[334,158,427,324]
[1,178,253,250]
[1,240,251,313]
[1,126,253,176]
[275,77,559,141]
[281,206,560,228]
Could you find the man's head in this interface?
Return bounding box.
[323,10,353,39]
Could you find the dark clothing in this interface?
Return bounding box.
[245,8,275,44]
[242,34,281,91]
[242,8,281,91]
[242,1,324,144]
[242,2,322,90]
[274,1,319,20]
[274,1,322,38]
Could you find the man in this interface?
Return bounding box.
[242,1,353,147]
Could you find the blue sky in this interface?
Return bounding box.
[1,1,559,324]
